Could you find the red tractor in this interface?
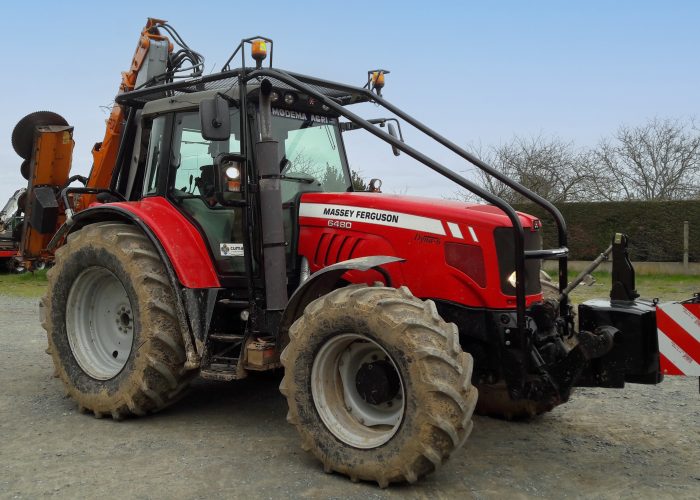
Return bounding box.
[12,19,699,487]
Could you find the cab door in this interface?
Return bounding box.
[142,108,248,276]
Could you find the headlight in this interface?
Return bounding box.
[225,165,240,180]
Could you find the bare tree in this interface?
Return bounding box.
[287,148,324,178]
[456,136,592,204]
[349,167,368,191]
[587,118,700,201]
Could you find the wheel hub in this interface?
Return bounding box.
[66,267,134,380]
[355,359,401,405]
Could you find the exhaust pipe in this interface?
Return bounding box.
[256,79,288,312]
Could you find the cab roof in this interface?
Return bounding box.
[116,67,372,109]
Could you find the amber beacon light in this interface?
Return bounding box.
[252,40,267,67]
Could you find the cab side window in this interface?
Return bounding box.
[142,116,167,196]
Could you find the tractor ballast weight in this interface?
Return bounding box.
[12,19,699,487]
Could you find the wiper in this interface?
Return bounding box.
[323,124,337,150]
[280,174,316,184]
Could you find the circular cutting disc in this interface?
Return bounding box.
[12,111,68,160]
[20,159,30,180]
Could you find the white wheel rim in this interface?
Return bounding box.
[311,333,405,449]
[66,267,134,380]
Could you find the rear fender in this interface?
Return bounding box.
[65,200,219,288]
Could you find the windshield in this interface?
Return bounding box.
[270,108,351,202]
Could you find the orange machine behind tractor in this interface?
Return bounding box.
[11,18,699,487]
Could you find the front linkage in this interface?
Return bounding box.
[501,233,674,409]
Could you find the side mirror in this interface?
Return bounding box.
[340,118,403,156]
[387,122,401,157]
[214,153,246,205]
[200,95,231,141]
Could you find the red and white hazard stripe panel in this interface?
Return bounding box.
[656,302,700,376]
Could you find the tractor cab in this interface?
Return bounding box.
[122,81,356,285]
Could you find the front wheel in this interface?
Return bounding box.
[280,284,477,487]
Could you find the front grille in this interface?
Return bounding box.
[493,227,542,296]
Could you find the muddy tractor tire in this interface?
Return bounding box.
[540,279,560,303]
[280,284,478,487]
[42,222,191,419]
[475,278,564,421]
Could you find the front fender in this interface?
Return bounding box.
[279,255,404,341]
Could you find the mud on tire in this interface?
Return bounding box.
[279,284,478,487]
[42,222,191,419]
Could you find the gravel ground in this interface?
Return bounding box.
[0,295,698,499]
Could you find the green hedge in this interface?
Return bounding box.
[514,200,699,262]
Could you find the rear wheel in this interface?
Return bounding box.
[280,284,477,487]
[474,381,555,420]
[42,222,192,419]
[475,279,564,420]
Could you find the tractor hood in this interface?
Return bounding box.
[298,192,540,234]
[297,191,544,309]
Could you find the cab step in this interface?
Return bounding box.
[208,333,244,343]
[200,364,240,381]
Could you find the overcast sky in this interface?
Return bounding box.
[0,0,698,203]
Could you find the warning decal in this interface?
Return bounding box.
[657,302,700,376]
